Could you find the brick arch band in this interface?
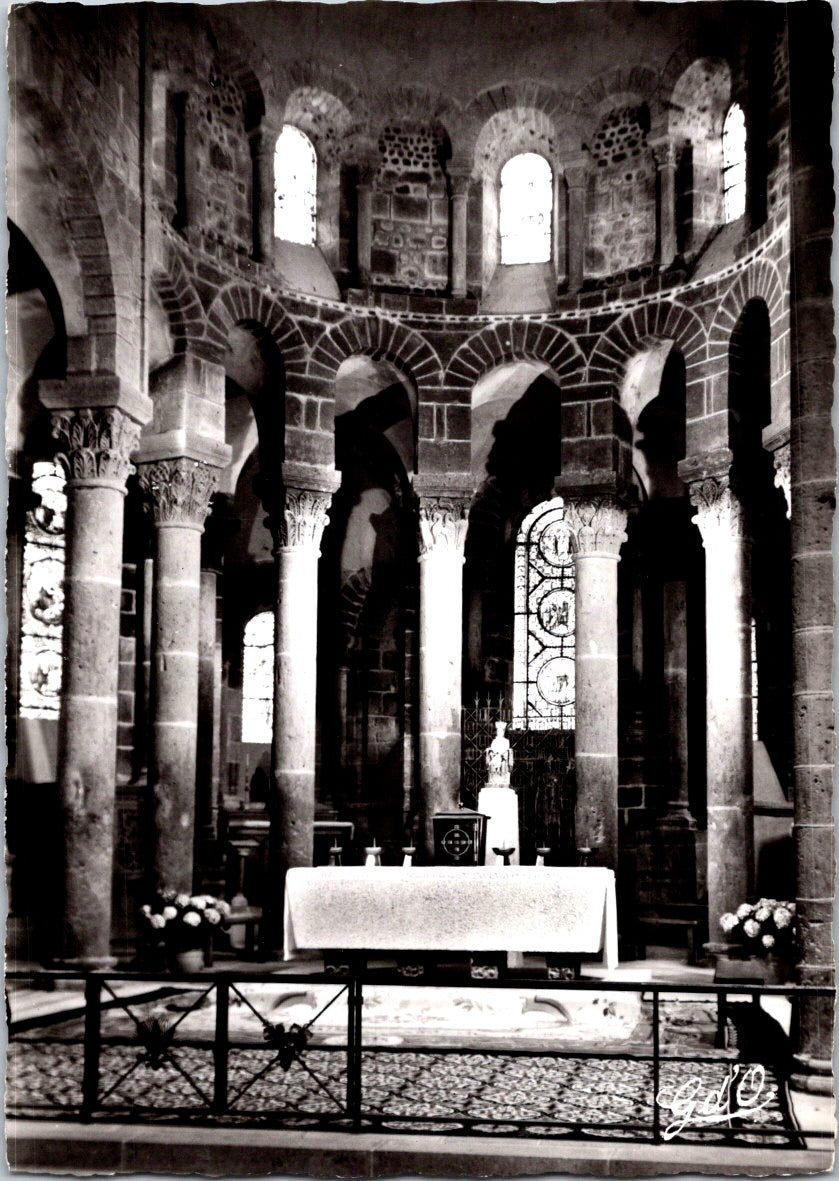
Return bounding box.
[446,321,586,390]
[205,284,308,377]
[587,300,708,387]
[307,314,443,394]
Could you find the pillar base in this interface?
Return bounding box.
[790,1055,834,1095]
[51,955,119,971]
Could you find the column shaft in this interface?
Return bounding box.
[47,405,141,967]
[652,140,679,267]
[59,484,126,964]
[357,183,373,286]
[691,477,754,924]
[450,186,469,297]
[261,485,332,949]
[196,568,220,842]
[151,525,202,892]
[418,497,468,857]
[574,552,620,867]
[565,497,627,872]
[250,131,275,263]
[566,179,587,294]
[139,457,219,894]
[787,0,835,1085]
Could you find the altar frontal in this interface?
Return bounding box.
[283,865,617,969]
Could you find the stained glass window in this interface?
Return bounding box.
[274,125,317,245]
[500,152,552,265]
[722,103,746,223]
[512,499,576,731]
[20,460,66,718]
[242,610,274,743]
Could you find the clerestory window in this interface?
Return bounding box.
[274,125,317,245]
[499,152,552,265]
[722,103,747,223]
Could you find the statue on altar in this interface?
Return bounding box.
[485,720,514,787]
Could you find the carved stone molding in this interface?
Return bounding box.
[651,139,680,170]
[51,407,141,487]
[772,443,791,519]
[418,496,470,557]
[137,457,219,528]
[688,475,748,544]
[563,497,628,556]
[278,487,333,552]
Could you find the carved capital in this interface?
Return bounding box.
[138,457,219,528]
[772,443,791,520]
[418,496,469,558]
[448,169,472,199]
[51,407,141,488]
[563,497,627,556]
[651,138,680,170]
[278,487,333,552]
[688,475,748,544]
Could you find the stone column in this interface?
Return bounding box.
[417,495,469,857]
[137,458,219,894]
[564,497,628,871]
[173,92,197,231]
[565,161,589,294]
[42,398,145,967]
[652,138,679,268]
[449,170,471,297]
[356,152,379,287]
[661,580,694,825]
[788,0,834,1091]
[688,472,754,924]
[250,123,278,263]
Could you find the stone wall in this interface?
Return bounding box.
[587,107,656,276]
[371,123,450,291]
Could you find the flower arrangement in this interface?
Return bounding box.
[139,891,231,949]
[719,898,797,958]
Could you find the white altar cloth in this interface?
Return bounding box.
[283,866,618,969]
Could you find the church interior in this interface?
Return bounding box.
[5,0,835,1121]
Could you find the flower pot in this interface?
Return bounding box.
[760,953,791,985]
[170,947,204,973]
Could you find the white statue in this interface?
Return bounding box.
[485,720,514,787]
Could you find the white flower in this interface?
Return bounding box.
[216,900,231,917]
[162,906,177,920]
[175,894,190,908]
[182,911,201,927]
[743,919,760,938]
[205,908,220,924]
[755,907,771,923]
[150,913,166,929]
[720,913,739,933]
[191,897,207,911]
[787,902,796,914]
[774,907,791,929]
[736,903,753,920]
[141,904,152,915]
[762,934,775,949]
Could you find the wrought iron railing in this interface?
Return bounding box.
[6,968,833,1148]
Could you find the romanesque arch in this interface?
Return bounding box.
[206,283,308,377]
[308,314,443,393]
[149,243,207,357]
[446,321,586,391]
[587,300,708,387]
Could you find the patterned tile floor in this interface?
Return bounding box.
[7,989,799,1147]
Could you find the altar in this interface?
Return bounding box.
[283,865,618,972]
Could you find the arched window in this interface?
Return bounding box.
[499,152,552,265]
[512,499,576,731]
[274,125,317,245]
[20,460,66,718]
[241,610,274,743]
[722,103,747,223]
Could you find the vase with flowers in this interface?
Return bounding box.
[139,891,231,973]
[718,898,797,983]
